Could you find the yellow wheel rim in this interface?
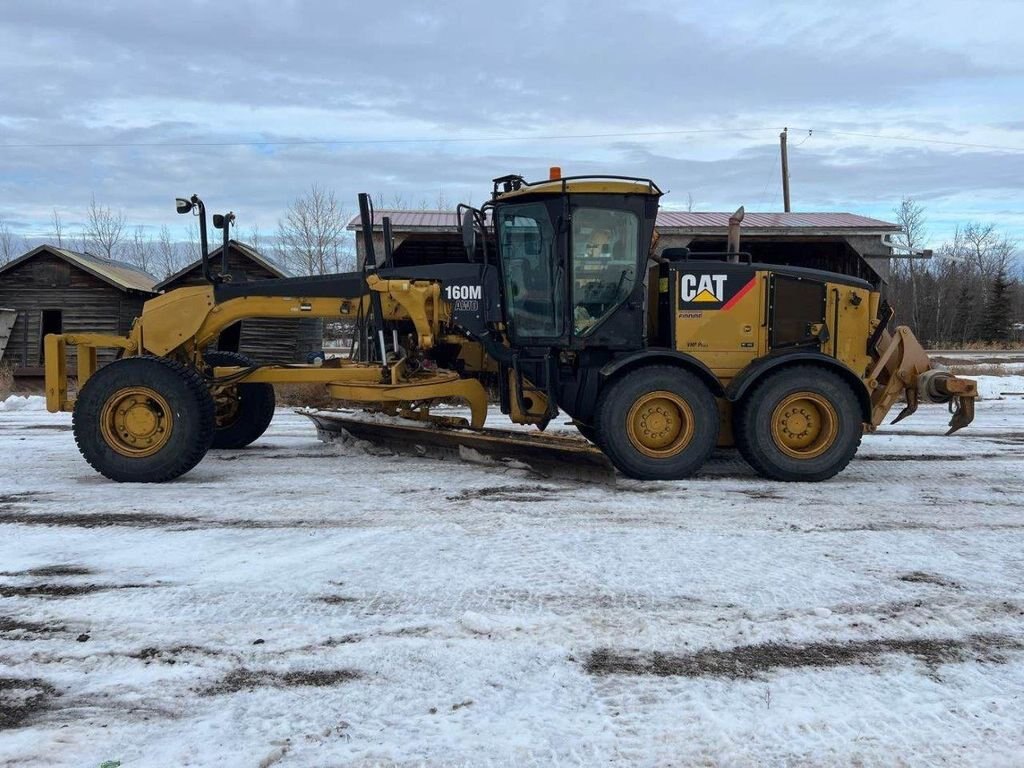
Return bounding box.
[626,390,695,459]
[99,387,174,458]
[771,392,838,459]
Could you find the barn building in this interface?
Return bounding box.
[0,245,158,374]
[155,240,322,364]
[348,210,902,286]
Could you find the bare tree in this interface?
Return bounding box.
[243,223,263,254]
[84,195,126,259]
[124,225,154,273]
[51,209,64,248]
[155,225,184,278]
[0,220,26,265]
[276,184,352,275]
[372,191,413,211]
[961,222,1014,279]
[886,205,1021,345]
[891,197,928,332]
[182,223,202,263]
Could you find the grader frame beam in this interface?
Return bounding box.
[134,276,447,358]
[43,271,486,425]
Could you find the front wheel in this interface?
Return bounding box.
[735,365,863,482]
[595,366,719,480]
[72,356,216,482]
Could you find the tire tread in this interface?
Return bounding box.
[735,364,862,482]
[204,351,276,449]
[595,364,718,480]
[72,356,216,482]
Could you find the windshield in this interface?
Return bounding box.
[497,202,564,339]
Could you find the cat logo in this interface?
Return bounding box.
[680,274,727,303]
[678,271,757,312]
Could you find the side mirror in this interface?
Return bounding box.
[212,212,235,230]
[175,198,193,215]
[461,207,477,261]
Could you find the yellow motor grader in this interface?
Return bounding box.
[44,171,977,483]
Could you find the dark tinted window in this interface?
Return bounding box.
[497,202,564,339]
[771,275,826,348]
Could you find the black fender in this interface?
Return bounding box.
[725,351,871,422]
[599,349,725,396]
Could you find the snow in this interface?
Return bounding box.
[973,374,1024,400]
[1,395,1023,766]
[0,395,46,412]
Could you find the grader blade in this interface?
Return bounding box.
[300,409,615,483]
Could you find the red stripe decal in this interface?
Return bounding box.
[721,277,757,311]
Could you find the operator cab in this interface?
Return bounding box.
[484,170,662,351]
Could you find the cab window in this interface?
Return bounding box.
[571,207,639,335]
[497,202,564,339]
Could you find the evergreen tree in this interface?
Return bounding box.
[951,284,974,346]
[978,266,1012,342]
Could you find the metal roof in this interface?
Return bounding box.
[153,240,291,291]
[655,211,900,231]
[346,210,468,231]
[0,244,159,293]
[349,209,900,234]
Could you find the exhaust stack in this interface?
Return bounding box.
[727,206,745,262]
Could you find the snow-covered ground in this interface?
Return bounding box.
[1,395,1023,767]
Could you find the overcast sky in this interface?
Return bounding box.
[1,0,1023,248]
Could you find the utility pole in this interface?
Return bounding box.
[780,127,791,212]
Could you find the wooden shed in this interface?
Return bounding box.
[0,245,157,374]
[155,240,322,364]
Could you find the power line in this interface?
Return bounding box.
[757,151,778,207]
[0,127,775,150]
[2,123,1021,154]
[787,126,1024,153]
[793,129,813,147]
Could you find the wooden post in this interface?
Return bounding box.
[780,127,791,212]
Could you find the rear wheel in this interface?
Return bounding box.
[735,365,862,482]
[204,351,275,449]
[595,366,718,480]
[72,356,215,482]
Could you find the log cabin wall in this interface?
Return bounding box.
[0,249,153,373]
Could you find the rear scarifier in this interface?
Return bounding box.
[735,365,862,482]
[596,365,719,480]
[72,356,216,483]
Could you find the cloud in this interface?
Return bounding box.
[0,0,1022,246]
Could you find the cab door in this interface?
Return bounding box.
[568,198,647,350]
